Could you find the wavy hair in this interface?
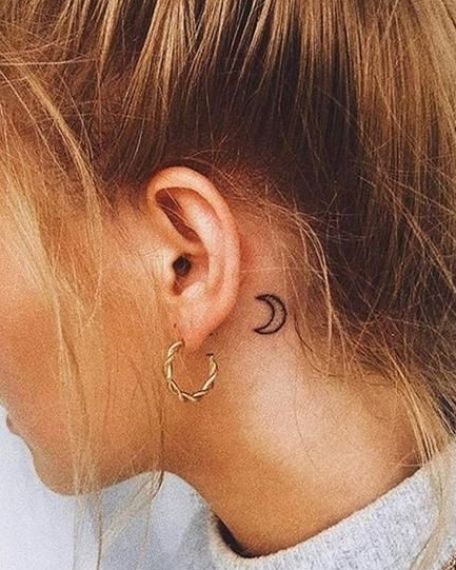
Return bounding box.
[0,1,455,568]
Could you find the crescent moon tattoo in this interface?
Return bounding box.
[253,294,287,335]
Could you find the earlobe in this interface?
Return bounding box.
[145,166,241,352]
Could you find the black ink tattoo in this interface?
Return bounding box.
[253,294,287,334]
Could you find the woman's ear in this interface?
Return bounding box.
[144,166,241,352]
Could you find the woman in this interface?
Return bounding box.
[0,1,455,569]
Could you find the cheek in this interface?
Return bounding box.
[0,242,162,493]
[0,301,72,463]
[0,299,57,407]
[0,251,72,465]
[0,294,88,493]
[0,287,160,493]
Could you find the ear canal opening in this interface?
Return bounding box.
[173,255,192,277]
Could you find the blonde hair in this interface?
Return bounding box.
[0,1,455,568]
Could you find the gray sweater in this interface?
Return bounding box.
[170,439,456,570]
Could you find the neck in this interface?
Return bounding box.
[163,318,420,556]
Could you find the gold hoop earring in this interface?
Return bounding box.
[163,339,218,403]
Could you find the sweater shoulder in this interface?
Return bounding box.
[168,499,215,570]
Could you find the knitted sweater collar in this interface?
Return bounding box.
[203,439,456,570]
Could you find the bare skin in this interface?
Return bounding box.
[0,166,419,556]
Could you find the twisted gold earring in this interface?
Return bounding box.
[163,339,218,403]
